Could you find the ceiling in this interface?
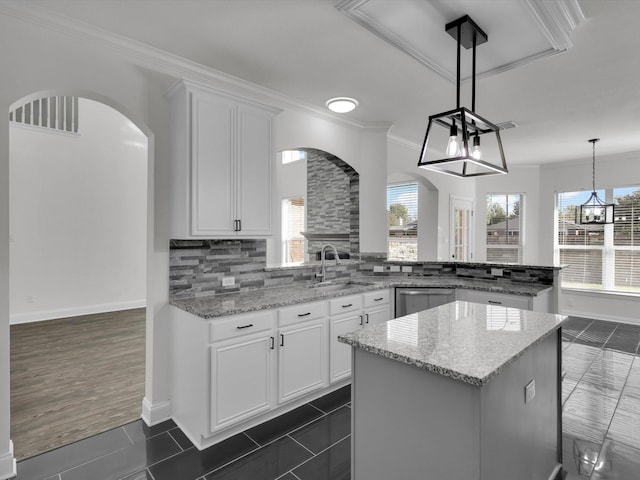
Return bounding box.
[15,0,640,168]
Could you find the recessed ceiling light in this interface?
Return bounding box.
[326,97,358,113]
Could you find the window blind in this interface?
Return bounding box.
[486,193,523,263]
[556,186,640,293]
[283,197,305,263]
[387,182,418,261]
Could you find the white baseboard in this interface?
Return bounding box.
[9,299,146,325]
[141,397,171,426]
[547,464,563,480]
[561,307,640,326]
[0,440,16,480]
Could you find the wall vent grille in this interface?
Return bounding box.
[10,96,79,133]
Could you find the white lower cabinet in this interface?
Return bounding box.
[210,331,274,432]
[330,312,363,383]
[329,290,392,383]
[171,288,390,450]
[456,288,550,312]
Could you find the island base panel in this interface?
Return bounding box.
[351,334,561,480]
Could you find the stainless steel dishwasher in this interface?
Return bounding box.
[394,288,456,317]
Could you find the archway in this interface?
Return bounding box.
[8,91,154,459]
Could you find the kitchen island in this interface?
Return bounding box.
[339,300,567,480]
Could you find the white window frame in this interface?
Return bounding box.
[387,182,418,261]
[485,193,524,264]
[555,186,640,294]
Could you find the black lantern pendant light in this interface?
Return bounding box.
[579,138,614,224]
[418,15,507,177]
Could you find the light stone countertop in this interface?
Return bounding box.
[170,277,552,319]
[338,300,566,387]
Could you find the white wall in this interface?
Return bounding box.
[274,109,389,254]
[388,138,475,261]
[9,98,147,324]
[539,152,640,324]
[0,11,173,475]
[475,165,542,265]
[270,151,307,264]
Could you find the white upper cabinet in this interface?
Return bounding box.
[169,80,279,238]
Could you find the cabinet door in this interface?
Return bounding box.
[278,319,327,404]
[191,93,235,235]
[210,333,274,432]
[363,305,391,326]
[330,313,363,384]
[236,106,273,235]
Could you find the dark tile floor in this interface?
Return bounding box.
[15,317,640,480]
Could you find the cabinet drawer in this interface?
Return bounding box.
[329,294,363,315]
[459,289,531,310]
[210,311,274,342]
[279,301,327,327]
[363,289,390,308]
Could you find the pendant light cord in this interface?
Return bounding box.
[589,138,600,193]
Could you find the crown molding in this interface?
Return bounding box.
[0,1,382,132]
[337,0,585,83]
[523,0,585,51]
[388,134,421,151]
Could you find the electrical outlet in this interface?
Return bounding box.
[222,276,235,287]
[491,268,504,277]
[389,265,401,272]
[402,266,412,273]
[373,265,384,273]
[525,380,536,404]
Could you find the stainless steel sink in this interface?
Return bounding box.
[307,281,372,292]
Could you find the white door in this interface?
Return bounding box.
[450,196,474,262]
[278,319,327,404]
[210,333,274,432]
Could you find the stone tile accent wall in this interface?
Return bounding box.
[169,239,267,299]
[305,149,359,257]
[359,259,556,286]
[169,239,361,300]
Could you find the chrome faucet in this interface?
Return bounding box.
[318,244,340,282]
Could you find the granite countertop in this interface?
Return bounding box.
[338,300,566,387]
[170,277,552,319]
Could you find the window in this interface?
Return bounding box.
[282,197,305,263]
[486,193,523,263]
[556,186,640,293]
[387,182,418,261]
[281,150,307,164]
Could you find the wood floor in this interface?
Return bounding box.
[10,308,145,460]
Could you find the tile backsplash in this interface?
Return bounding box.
[169,240,558,301]
[170,239,267,299]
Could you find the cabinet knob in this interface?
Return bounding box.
[488,300,502,305]
[297,312,311,317]
[342,303,353,308]
[270,336,275,350]
[236,323,254,330]
[280,334,285,347]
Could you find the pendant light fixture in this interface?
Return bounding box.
[579,138,614,224]
[418,15,507,177]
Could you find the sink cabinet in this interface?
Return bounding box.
[170,288,391,449]
[169,80,279,238]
